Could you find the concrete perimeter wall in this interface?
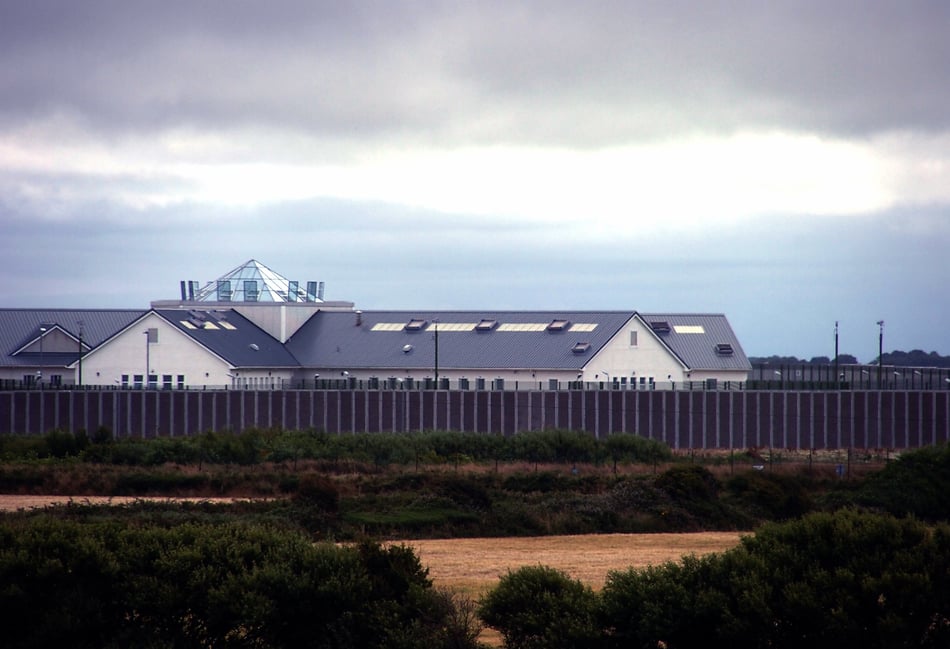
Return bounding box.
[2,389,949,450]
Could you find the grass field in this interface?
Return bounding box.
[392,532,744,646]
[394,531,744,597]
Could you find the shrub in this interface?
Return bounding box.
[601,510,950,649]
[479,565,601,649]
[0,518,481,649]
[851,445,950,520]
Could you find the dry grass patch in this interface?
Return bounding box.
[392,532,743,647]
[393,531,743,598]
[0,495,259,511]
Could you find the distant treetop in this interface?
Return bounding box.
[750,350,948,367]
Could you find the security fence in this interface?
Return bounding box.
[2,388,948,450]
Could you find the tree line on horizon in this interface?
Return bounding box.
[751,348,950,368]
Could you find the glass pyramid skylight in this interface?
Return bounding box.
[193,260,323,303]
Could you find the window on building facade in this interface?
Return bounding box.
[122,374,129,389]
[177,375,185,389]
[630,330,638,347]
[133,374,143,389]
[162,375,173,390]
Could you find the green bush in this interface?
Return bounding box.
[479,565,601,649]
[0,518,481,649]
[724,471,814,520]
[851,445,950,520]
[601,510,950,649]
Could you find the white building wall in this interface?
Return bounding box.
[584,316,686,385]
[307,368,582,388]
[81,313,232,388]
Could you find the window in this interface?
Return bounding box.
[405,318,427,331]
[162,374,173,390]
[122,374,129,389]
[475,319,498,332]
[571,342,591,354]
[630,330,638,347]
[177,375,185,389]
[50,374,62,387]
[716,343,735,355]
[147,375,158,389]
[547,319,570,332]
[133,374,143,389]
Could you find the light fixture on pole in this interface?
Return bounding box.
[877,320,884,389]
[77,320,84,387]
[431,318,440,386]
[144,328,158,389]
[834,321,839,388]
[38,325,47,386]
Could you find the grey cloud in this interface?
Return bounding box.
[1,2,948,145]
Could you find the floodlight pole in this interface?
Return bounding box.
[433,319,439,386]
[834,321,839,389]
[877,320,884,389]
[38,326,47,388]
[77,320,84,387]
[144,330,150,389]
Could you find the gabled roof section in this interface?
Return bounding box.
[286,310,635,371]
[154,309,300,368]
[192,259,323,303]
[0,309,145,368]
[638,313,751,371]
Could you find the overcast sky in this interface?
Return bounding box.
[2,1,948,362]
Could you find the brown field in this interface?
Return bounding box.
[393,531,744,598]
[393,532,744,646]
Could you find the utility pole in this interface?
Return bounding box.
[77,320,84,387]
[433,319,439,386]
[877,320,884,389]
[834,321,839,388]
[38,325,47,387]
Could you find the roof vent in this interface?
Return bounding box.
[402,344,413,353]
[249,343,260,351]
[547,319,570,332]
[475,319,498,332]
[650,321,671,333]
[355,310,363,327]
[715,343,734,355]
[405,318,427,331]
[572,342,591,354]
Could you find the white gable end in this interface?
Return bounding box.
[80,312,231,388]
[585,316,686,384]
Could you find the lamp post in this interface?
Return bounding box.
[144,329,152,389]
[77,320,84,387]
[38,326,47,387]
[877,320,884,389]
[433,319,439,386]
[834,321,839,389]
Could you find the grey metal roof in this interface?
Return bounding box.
[0,309,145,368]
[154,309,300,368]
[286,310,637,371]
[638,313,752,371]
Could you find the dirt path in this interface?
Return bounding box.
[0,495,255,511]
